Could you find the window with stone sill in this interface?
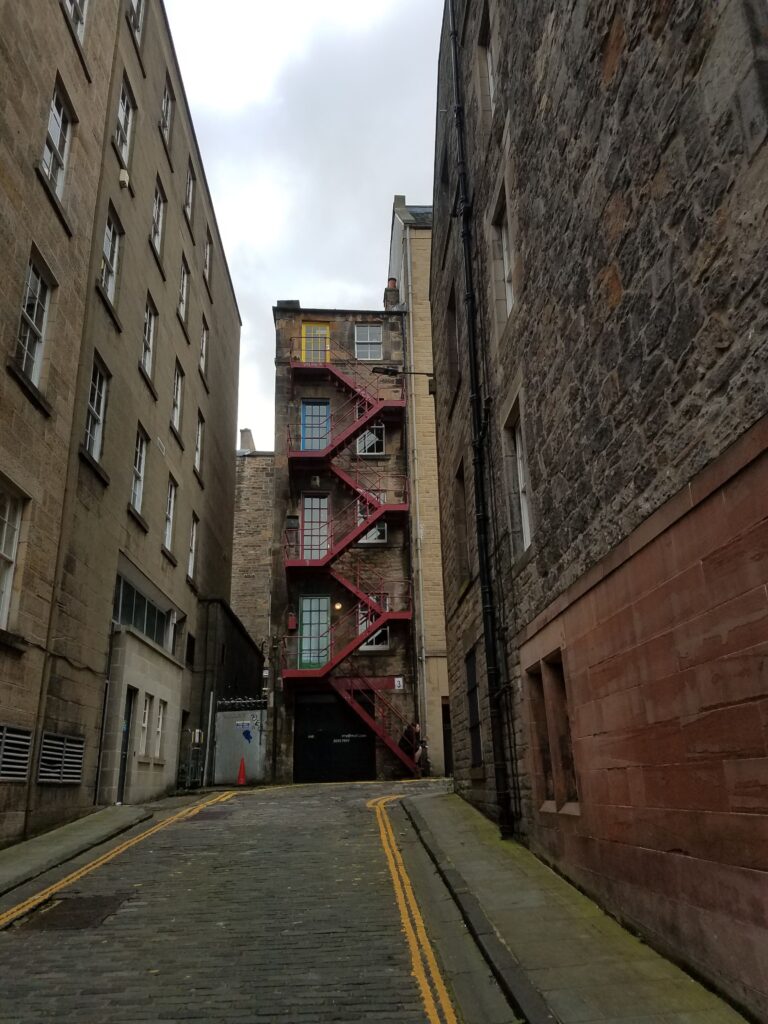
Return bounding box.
[141,296,157,376]
[171,361,183,431]
[187,513,198,579]
[138,693,152,756]
[199,318,208,374]
[466,647,482,767]
[163,476,177,550]
[114,75,135,166]
[453,460,470,585]
[203,229,212,284]
[359,593,389,650]
[478,1,497,116]
[492,189,515,317]
[63,0,88,40]
[15,258,52,386]
[128,0,145,41]
[41,84,73,199]
[151,179,166,253]
[113,573,170,649]
[178,256,190,322]
[503,404,532,555]
[154,700,166,758]
[99,209,122,302]
[160,76,174,144]
[527,651,578,810]
[0,487,23,631]
[357,491,387,544]
[83,356,108,462]
[194,412,204,472]
[131,426,148,513]
[183,161,195,222]
[355,323,383,361]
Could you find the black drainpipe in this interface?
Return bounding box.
[447,0,514,837]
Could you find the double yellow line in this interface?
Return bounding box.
[0,790,235,930]
[368,795,457,1024]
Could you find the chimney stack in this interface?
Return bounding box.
[239,428,255,452]
[384,278,400,310]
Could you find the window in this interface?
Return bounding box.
[445,285,459,393]
[187,514,198,579]
[138,694,152,756]
[0,724,32,782]
[199,318,208,374]
[299,596,330,669]
[160,77,174,143]
[357,422,385,456]
[300,399,330,451]
[83,358,108,461]
[164,477,177,550]
[453,461,470,583]
[154,700,166,758]
[114,76,135,165]
[504,407,531,553]
[194,413,204,472]
[0,488,23,629]
[357,491,387,544]
[529,652,578,808]
[41,86,72,197]
[301,322,329,362]
[128,0,145,40]
[478,2,496,112]
[151,180,166,253]
[99,210,121,301]
[492,192,515,316]
[203,229,212,283]
[359,594,390,650]
[141,297,157,375]
[185,633,196,667]
[466,648,482,767]
[171,362,183,431]
[113,574,170,648]
[63,0,87,40]
[131,427,148,512]
[301,495,329,559]
[37,733,85,783]
[355,324,382,361]
[183,162,195,221]
[178,257,189,321]
[15,259,50,384]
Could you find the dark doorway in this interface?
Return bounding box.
[442,697,453,776]
[294,692,375,783]
[117,686,137,802]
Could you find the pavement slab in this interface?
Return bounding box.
[403,792,749,1024]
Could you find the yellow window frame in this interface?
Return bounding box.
[301,322,330,362]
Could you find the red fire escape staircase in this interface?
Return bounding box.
[330,675,420,775]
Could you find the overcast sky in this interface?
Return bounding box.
[164,0,443,450]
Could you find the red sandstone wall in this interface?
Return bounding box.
[520,442,768,1017]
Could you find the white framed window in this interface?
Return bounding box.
[99,210,121,301]
[171,362,183,430]
[357,491,387,544]
[194,413,204,472]
[141,297,157,375]
[183,162,195,221]
[84,358,108,461]
[513,420,531,549]
[160,77,174,143]
[138,694,152,756]
[154,700,166,758]
[131,427,147,513]
[41,86,72,198]
[0,488,23,630]
[164,477,177,549]
[187,514,198,579]
[357,422,385,456]
[479,2,496,111]
[63,0,88,40]
[178,257,189,321]
[128,0,145,40]
[199,318,208,373]
[114,76,135,165]
[16,259,50,385]
[355,324,383,361]
[150,180,165,252]
[359,594,390,650]
[492,193,514,315]
[203,229,212,283]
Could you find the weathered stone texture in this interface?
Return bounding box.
[232,452,275,647]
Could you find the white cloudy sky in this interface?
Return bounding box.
[164,0,443,450]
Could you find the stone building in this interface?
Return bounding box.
[430,0,768,1016]
[0,0,257,844]
[232,436,275,650]
[267,302,420,783]
[386,197,451,775]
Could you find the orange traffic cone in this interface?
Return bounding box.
[237,756,246,786]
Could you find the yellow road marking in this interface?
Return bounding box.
[369,795,458,1024]
[0,790,234,930]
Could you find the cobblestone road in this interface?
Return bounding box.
[0,783,466,1024]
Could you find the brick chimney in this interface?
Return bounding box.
[239,428,255,452]
[384,277,400,310]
